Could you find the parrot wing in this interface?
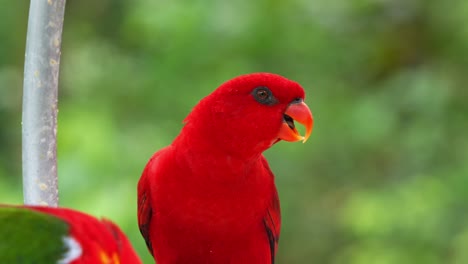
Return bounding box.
[260,156,281,264]
[138,164,154,255]
[138,148,169,256]
[0,205,70,263]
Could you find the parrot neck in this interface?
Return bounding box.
[176,115,276,161]
[174,128,263,162]
[172,125,269,185]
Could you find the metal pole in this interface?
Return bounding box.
[22,0,66,206]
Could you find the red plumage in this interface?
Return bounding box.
[138,73,313,264]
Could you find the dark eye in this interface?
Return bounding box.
[257,89,269,100]
[252,86,277,105]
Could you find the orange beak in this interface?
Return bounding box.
[278,101,313,143]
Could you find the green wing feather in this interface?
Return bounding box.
[0,206,70,264]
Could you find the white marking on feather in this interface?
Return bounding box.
[57,236,82,264]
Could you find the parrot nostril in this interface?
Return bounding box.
[283,114,295,130]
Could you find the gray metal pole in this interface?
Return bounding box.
[22,0,66,206]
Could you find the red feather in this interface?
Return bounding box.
[260,156,281,263]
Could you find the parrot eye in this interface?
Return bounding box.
[252,87,277,105]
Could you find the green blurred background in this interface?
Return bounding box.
[1,0,468,263]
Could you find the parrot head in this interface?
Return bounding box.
[180,72,313,157]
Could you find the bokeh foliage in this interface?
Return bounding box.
[1,0,468,263]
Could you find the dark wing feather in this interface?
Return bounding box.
[137,155,158,256]
[261,156,281,264]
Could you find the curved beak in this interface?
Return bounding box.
[278,101,313,143]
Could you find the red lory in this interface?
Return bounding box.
[0,204,142,264]
[138,73,313,264]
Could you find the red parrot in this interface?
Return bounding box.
[138,73,313,264]
[0,204,142,264]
